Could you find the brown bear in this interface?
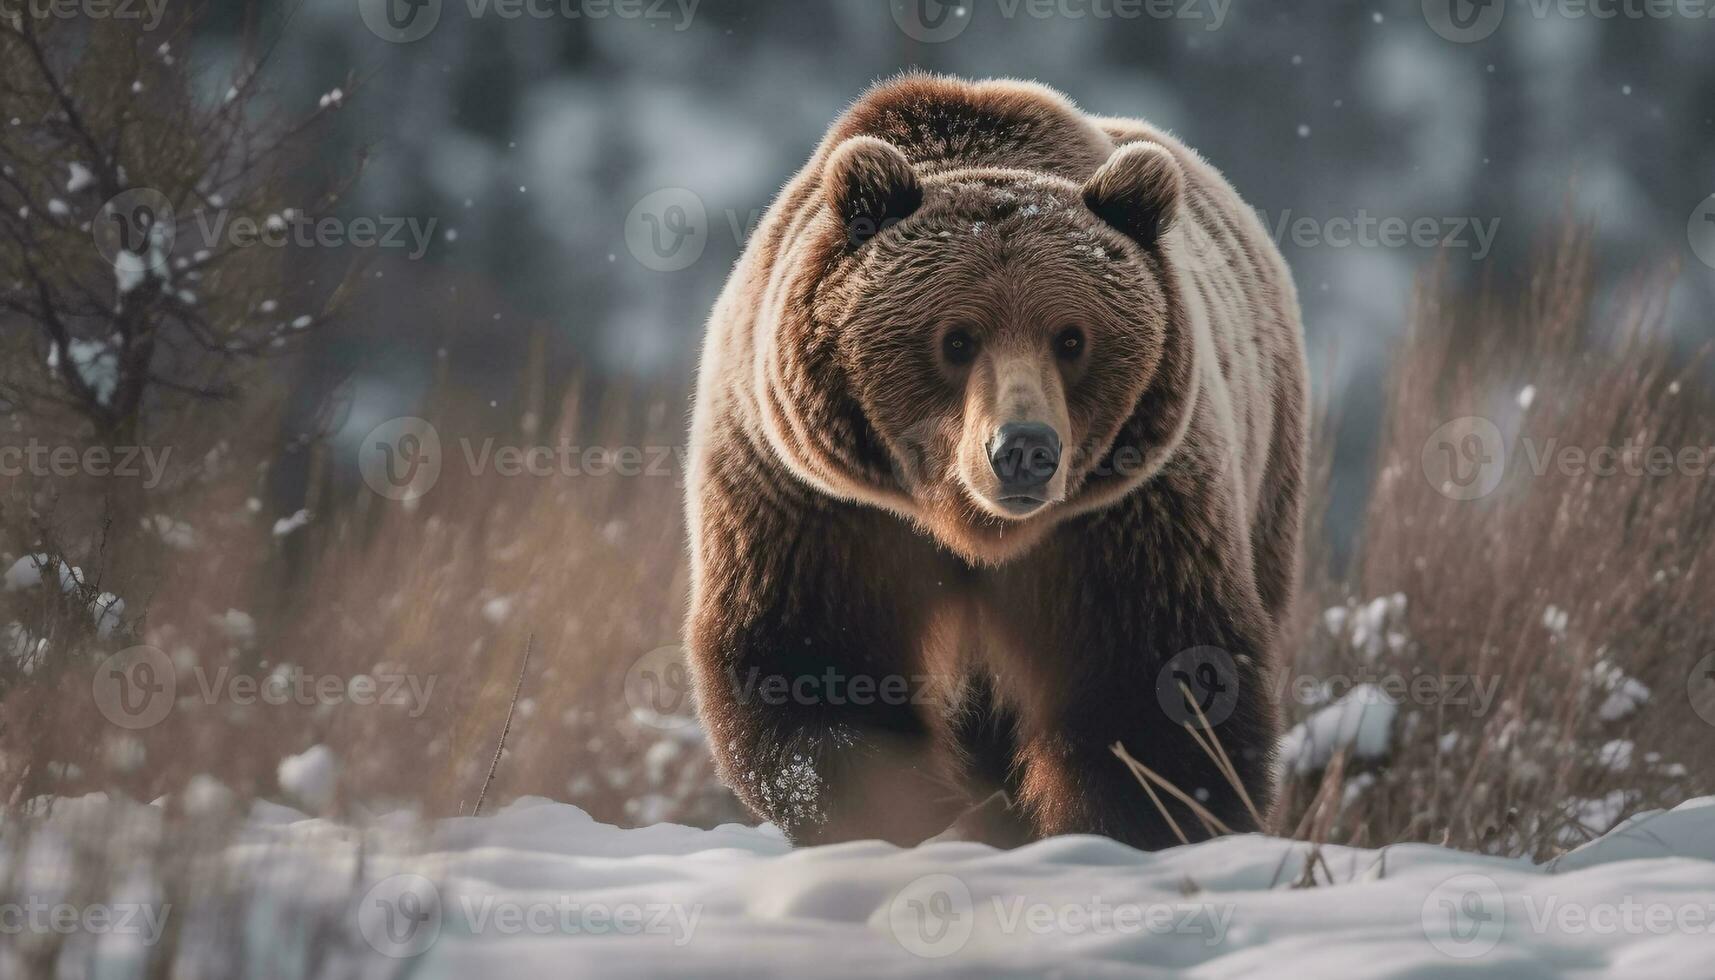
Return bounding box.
[685,73,1306,851]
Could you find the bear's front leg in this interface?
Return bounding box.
[704,701,963,847]
[688,477,969,846]
[1014,706,1275,851]
[996,498,1282,851]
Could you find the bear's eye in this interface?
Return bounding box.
[1055,326,1085,360]
[941,329,979,367]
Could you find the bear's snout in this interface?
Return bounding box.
[988,422,1062,510]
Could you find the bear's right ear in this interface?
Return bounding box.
[823,136,922,249]
[1081,142,1182,250]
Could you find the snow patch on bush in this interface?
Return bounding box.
[1278,684,1398,777]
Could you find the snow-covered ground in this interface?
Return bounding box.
[7,793,1713,978]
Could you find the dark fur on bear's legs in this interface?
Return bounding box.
[992,470,1280,849]
[687,439,980,845]
[691,432,1278,850]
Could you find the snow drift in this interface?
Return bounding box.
[6,792,1712,978]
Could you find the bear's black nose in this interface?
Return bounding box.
[989,422,1061,494]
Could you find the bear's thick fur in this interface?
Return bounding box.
[685,74,1306,850]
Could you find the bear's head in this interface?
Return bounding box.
[772,135,1200,565]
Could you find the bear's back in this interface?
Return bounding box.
[829,74,1115,180]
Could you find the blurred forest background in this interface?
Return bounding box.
[226,0,1715,544]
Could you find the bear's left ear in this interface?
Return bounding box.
[824,136,922,249]
[1081,142,1182,250]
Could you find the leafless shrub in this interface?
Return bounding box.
[1276,225,1715,858]
[0,6,359,443]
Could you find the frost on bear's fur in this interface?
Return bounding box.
[685,74,1308,849]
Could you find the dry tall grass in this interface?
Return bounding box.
[3,349,734,829]
[1274,226,1715,859]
